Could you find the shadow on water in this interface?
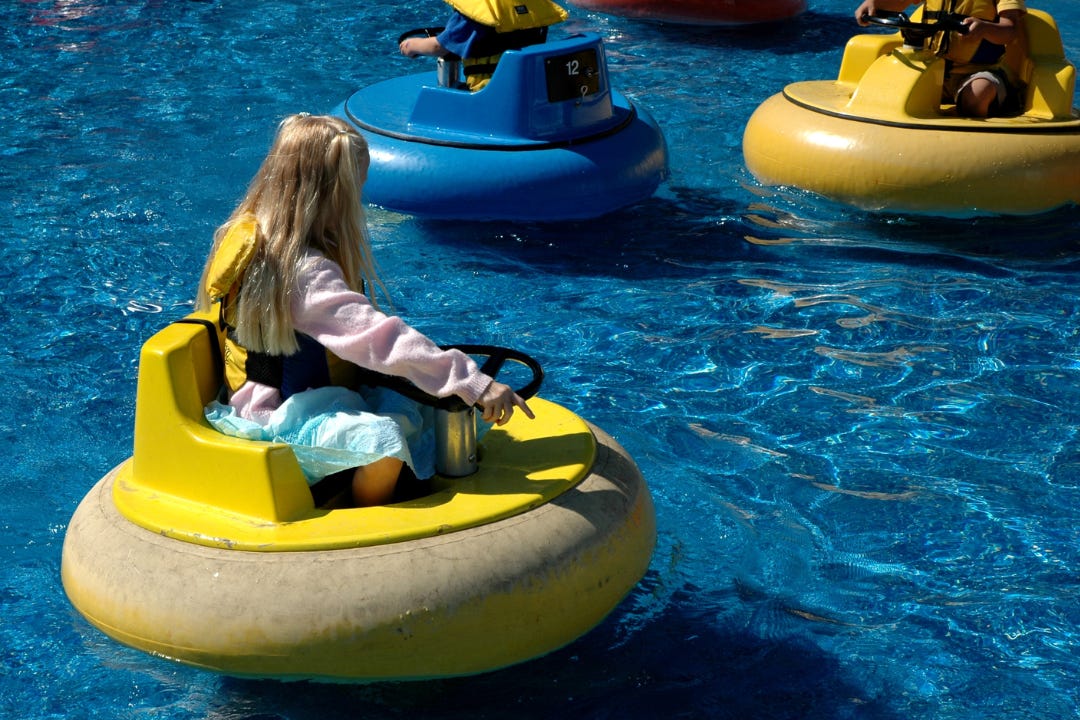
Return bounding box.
[205,582,902,720]
[743,192,1080,263]
[402,183,1080,282]
[399,190,765,281]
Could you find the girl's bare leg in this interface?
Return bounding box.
[351,457,404,506]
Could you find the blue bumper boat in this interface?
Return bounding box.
[333,32,669,222]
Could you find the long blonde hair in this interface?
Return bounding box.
[197,114,387,355]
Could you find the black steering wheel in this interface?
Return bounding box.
[397,26,463,62]
[861,10,968,47]
[397,26,445,45]
[359,345,544,412]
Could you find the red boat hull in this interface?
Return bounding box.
[571,0,807,25]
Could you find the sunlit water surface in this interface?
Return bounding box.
[3,1,1080,718]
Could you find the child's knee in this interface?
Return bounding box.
[351,457,404,506]
[956,71,1006,117]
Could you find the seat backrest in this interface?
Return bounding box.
[1012,9,1077,120]
[124,312,313,523]
[837,32,904,86]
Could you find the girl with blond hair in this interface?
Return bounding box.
[198,114,531,506]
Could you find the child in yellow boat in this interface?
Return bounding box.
[197,114,532,506]
[855,0,1026,117]
[399,0,567,91]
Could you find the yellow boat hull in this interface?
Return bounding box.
[62,419,653,681]
[743,90,1080,216]
[742,9,1080,216]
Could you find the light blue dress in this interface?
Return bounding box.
[206,385,435,484]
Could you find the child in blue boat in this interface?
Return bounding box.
[855,0,1026,117]
[198,114,532,506]
[399,0,568,90]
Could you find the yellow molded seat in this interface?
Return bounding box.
[837,32,904,86]
[1014,10,1076,119]
[112,311,599,552]
[125,312,314,523]
[836,8,1076,119]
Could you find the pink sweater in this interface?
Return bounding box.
[230,250,493,423]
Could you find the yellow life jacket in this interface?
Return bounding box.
[924,0,1025,66]
[445,0,567,32]
[205,215,356,396]
[448,0,567,90]
[462,53,505,91]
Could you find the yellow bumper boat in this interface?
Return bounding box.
[742,9,1080,216]
[61,312,655,681]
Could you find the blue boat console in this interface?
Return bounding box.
[334,32,668,221]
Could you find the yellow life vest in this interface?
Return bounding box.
[205,215,356,396]
[444,0,568,32]
[924,0,1026,66]
[447,0,567,90]
[462,53,504,91]
[205,215,260,393]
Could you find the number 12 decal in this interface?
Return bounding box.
[545,49,601,103]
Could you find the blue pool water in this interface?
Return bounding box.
[4,1,1080,718]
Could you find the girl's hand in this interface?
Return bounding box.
[477,381,535,426]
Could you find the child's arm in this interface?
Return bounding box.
[961,8,1022,46]
[293,253,498,406]
[294,255,534,424]
[400,36,447,58]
